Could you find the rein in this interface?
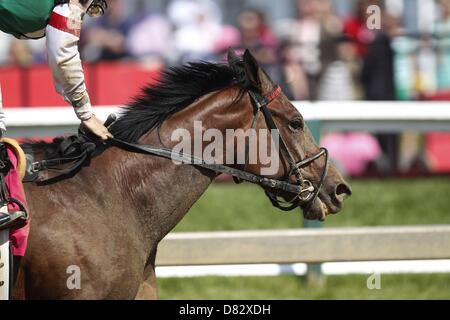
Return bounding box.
[30,86,328,214]
[107,138,305,195]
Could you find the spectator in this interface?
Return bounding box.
[236,8,285,92]
[343,0,403,100]
[420,0,450,175]
[436,0,450,90]
[0,33,45,67]
[27,38,47,65]
[237,9,279,59]
[343,0,376,58]
[168,0,223,63]
[276,0,352,100]
[82,0,132,61]
[345,0,402,174]
[315,0,383,176]
[315,0,356,101]
[8,39,33,67]
[126,0,173,66]
[279,0,323,99]
[212,25,241,59]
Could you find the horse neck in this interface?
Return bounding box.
[110,139,215,246]
[107,88,250,252]
[112,90,243,246]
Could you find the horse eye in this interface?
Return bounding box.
[289,118,304,131]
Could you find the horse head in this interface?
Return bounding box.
[226,49,352,220]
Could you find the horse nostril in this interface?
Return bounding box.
[335,182,352,201]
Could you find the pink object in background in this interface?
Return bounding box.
[321,132,382,176]
[213,26,241,54]
[426,133,450,173]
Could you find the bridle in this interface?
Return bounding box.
[107,85,329,214]
[245,86,329,212]
[30,86,329,214]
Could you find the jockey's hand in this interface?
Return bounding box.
[81,115,113,141]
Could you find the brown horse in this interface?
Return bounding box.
[15,50,351,299]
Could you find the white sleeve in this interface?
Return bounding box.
[46,3,93,121]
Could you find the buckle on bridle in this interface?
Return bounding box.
[298,180,315,202]
[30,162,42,173]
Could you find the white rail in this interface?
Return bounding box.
[153,226,450,277]
[4,101,450,137]
[156,226,450,266]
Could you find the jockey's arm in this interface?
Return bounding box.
[46,1,112,140]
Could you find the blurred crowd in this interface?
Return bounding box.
[0,0,403,101]
[0,0,411,100]
[2,0,450,176]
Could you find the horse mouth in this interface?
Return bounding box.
[302,197,334,221]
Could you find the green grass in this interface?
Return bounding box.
[174,177,450,231]
[159,274,450,300]
[162,178,450,300]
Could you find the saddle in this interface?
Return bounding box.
[22,134,98,185]
[22,114,117,185]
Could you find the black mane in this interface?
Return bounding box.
[109,61,251,143]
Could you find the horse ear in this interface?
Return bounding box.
[243,49,261,88]
[243,49,274,93]
[227,48,241,66]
